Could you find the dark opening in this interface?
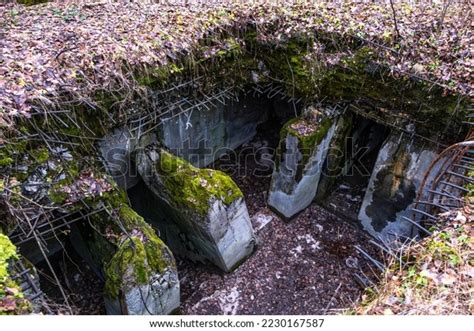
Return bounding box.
[319,116,391,221]
[34,240,105,315]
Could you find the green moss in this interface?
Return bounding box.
[465,171,474,197]
[48,186,69,204]
[104,237,147,297]
[279,115,333,168]
[135,63,185,87]
[0,157,13,167]
[29,147,49,164]
[95,91,125,113]
[318,46,469,141]
[0,234,30,315]
[17,0,48,6]
[0,234,17,281]
[104,205,171,299]
[45,159,82,205]
[0,140,27,168]
[156,149,243,215]
[259,38,316,97]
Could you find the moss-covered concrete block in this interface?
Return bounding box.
[70,204,180,315]
[137,143,255,272]
[104,229,180,315]
[268,108,336,219]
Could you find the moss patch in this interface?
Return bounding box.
[156,149,243,215]
[104,205,172,299]
[0,140,27,169]
[0,234,31,315]
[0,234,16,281]
[278,114,333,178]
[257,38,314,96]
[317,46,469,142]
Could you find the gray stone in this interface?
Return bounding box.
[99,128,139,190]
[358,131,441,241]
[268,112,336,219]
[137,144,255,272]
[105,266,180,315]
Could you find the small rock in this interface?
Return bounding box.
[454,211,467,223]
[345,256,359,269]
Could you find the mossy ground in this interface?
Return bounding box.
[356,214,472,315]
[0,234,31,315]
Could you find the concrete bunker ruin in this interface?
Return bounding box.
[1,3,471,315]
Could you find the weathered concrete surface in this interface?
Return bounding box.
[159,95,269,167]
[105,264,180,315]
[268,112,336,219]
[99,128,139,190]
[137,143,255,272]
[358,131,440,240]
